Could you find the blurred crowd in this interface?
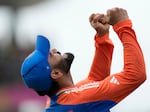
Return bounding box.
[0,40,47,112]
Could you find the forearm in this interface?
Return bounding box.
[88,33,114,81]
[113,20,146,84]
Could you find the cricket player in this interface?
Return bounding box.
[21,7,146,112]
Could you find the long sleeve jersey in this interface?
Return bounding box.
[45,20,146,112]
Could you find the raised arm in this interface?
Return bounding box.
[83,7,146,105]
[102,8,147,102]
[88,14,114,81]
[108,7,146,84]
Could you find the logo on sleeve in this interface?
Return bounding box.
[110,76,120,85]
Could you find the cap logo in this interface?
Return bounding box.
[46,66,50,70]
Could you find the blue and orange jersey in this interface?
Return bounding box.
[45,20,146,112]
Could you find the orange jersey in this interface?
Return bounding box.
[45,20,146,112]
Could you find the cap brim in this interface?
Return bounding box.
[36,35,50,58]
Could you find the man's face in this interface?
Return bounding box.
[48,49,74,73]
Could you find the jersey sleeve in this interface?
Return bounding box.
[99,19,146,103]
[44,20,146,111]
[88,33,114,81]
[73,20,146,104]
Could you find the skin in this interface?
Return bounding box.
[48,49,74,89]
[89,13,110,37]
[107,7,129,25]
[48,7,130,90]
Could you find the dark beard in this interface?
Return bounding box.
[53,52,74,73]
[36,81,59,96]
[64,52,74,71]
[36,53,74,96]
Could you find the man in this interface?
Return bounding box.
[21,7,146,112]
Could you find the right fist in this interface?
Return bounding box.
[89,13,110,37]
[107,7,129,25]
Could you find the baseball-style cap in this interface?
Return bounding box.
[21,35,52,92]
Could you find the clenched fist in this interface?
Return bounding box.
[89,13,110,37]
[107,7,129,25]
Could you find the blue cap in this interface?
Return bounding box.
[21,35,52,91]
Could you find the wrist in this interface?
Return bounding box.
[113,19,132,32]
[95,32,109,44]
[97,31,109,37]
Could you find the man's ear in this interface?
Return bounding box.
[51,69,63,80]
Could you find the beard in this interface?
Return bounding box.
[53,52,74,73]
[36,53,74,96]
[62,52,74,73]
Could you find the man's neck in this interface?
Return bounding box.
[57,72,74,89]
